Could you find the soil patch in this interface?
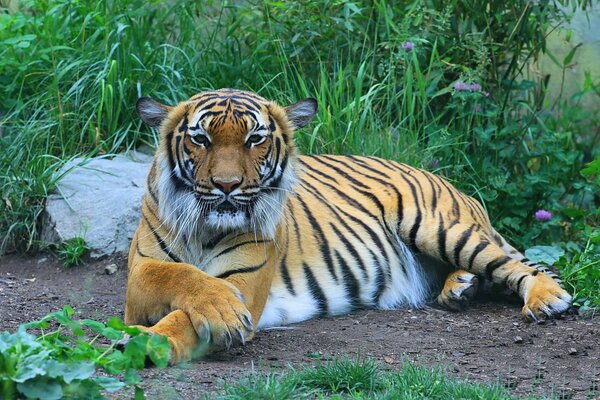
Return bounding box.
[1,253,598,399]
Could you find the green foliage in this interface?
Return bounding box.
[0,306,170,399]
[57,236,88,267]
[218,358,530,399]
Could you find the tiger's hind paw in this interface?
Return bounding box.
[437,270,479,311]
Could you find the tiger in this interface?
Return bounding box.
[125,88,572,363]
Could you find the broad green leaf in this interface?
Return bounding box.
[82,319,105,333]
[17,377,63,400]
[93,376,126,392]
[46,360,95,383]
[525,245,565,265]
[147,334,170,367]
[13,351,52,382]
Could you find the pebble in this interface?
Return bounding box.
[514,336,523,344]
[568,347,577,355]
[104,263,118,275]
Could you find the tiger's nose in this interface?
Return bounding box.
[211,177,242,194]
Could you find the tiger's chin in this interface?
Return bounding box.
[205,210,248,232]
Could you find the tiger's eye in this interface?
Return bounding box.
[191,134,210,147]
[246,134,265,147]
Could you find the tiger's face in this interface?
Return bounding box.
[136,89,317,239]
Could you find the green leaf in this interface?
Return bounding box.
[563,43,583,66]
[525,245,565,265]
[107,316,142,335]
[17,377,63,400]
[124,368,142,385]
[93,376,126,392]
[13,350,52,383]
[46,360,95,383]
[82,319,105,333]
[581,157,600,177]
[147,334,170,367]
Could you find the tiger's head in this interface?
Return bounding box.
[136,89,317,240]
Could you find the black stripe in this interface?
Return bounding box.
[515,274,527,295]
[334,250,360,308]
[324,156,405,230]
[329,223,367,274]
[467,241,490,271]
[142,215,182,263]
[297,181,372,280]
[308,155,370,189]
[300,162,382,226]
[136,242,149,258]
[296,195,338,281]
[437,214,449,263]
[280,254,296,296]
[303,263,328,316]
[213,240,269,259]
[347,155,393,179]
[485,256,512,280]
[204,232,230,249]
[217,261,267,279]
[373,258,387,302]
[299,158,340,184]
[166,128,191,191]
[453,225,475,266]
[287,202,303,253]
[262,137,281,183]
[299,178,390,272]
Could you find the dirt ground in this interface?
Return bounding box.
[0,253,598,400]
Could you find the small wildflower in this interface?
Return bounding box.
[473,104,482,112]
[453,81,468,91]
[427,159,440,169]
[402,41,414,51]
[535,209,552,222]
[484,91,490,97]
[469,83,482,92]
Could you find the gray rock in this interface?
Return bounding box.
[42,151,153,257]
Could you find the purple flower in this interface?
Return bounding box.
[535,209,552,222]
[427,159,440,169]
[453,81,468,91]
[402,41,414,51]
[469,83,482,92]
[473,104,482,112]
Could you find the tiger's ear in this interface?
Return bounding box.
[285,98,317,129]
[136,97,172,128]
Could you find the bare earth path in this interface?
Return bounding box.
[0,253,598,399]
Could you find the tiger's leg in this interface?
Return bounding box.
[448,228,572,321]
[491,228,562,284]
[125,259,255,363]
[437,270,479,311]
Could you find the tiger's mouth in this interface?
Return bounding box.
[215,200,239,213]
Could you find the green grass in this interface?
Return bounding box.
[57,236,88,267]
[216,358,534,400]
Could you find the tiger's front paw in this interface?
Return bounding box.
[522,273,572,322]
[175,278,254,350]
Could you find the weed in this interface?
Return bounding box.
[217,358,535,400]
[57,236,88,267]
[0,306,170,399]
